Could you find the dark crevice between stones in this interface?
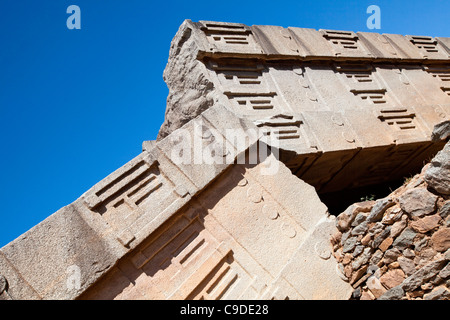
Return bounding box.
[318,178,407,216]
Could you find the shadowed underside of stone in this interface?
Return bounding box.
[0,20,449,300]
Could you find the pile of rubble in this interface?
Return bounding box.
[332,131,450,300]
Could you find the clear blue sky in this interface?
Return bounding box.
[0,0,448,247]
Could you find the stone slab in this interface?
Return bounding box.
[0,204,118,299]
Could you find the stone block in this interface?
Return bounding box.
[288,27,334,58]
[251,25,305,57]
[436,37,450,56]
[0,253,41,300]
[197,20,264,56]
[382,33,424,60]
[405,35,450,60]
[0,204,118,299]
[399,188,438,217]
[80,156,352,300]
[280,216,353,299]
[425,142,450,195]
[357,32,401,59]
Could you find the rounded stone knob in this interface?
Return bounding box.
[247,186,263,203]
[263,203,279,220]
[314,241,331,260]
[237,177,248,187]
[281,222,297,238]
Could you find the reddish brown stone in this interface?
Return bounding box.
[361,233,372,246]
[411,215,442,233]
[431,228,450,252]
[380,269,406,289]
[379,237,394,252]
[342,253,353,265]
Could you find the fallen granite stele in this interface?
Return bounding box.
[0,19,449,300]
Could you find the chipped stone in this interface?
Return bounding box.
[414,237,429,252]
[366,276,387,298]
[367,198,395,223]
[369,222,385,236]
[352,245,365,258]
[351,221,369,236]
[424,143,450,195]
[390,216,408,238]
[384,248,402,264]
[352,247,372,270]
[398,256,416,276]
[343,237,359,253]
[423,286,450,300]
[380,269,405,289]
[439,201,450,219]
[398,188,438,218]
[372,227,391,249]
[378,285,405,300]
[431,227,450,252]
[392,228,417,250]
[381,205,403,225]
[351,213,368,227]
[411,214,442,233]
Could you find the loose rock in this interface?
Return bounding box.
[392,228,417,250]
[398,256,416,276]
[380,269,405,289]
[423,286,450,300]
[411,215,442,233]
[366,275,387,298]
[424,143,450,195]
[398,188,438,218]
[390,216,408,238]
[367,198,395,222]
[378,286,405,300]
[343,237,359,253]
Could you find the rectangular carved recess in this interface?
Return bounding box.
[82,158,176,247]
[351,89,387,104]
[409,36,439,53]
[378,107,416,131]
[255,115,302,140]
[131,211,261,300]
[240,97,273,110]
[202,22,252,46]
[424,65,450,96]
[211,61,265,86]
[321,29,359,50]
[336,63,387,104]
[335,63,373,83]
[225,92,277,112]
[212,60,306,144]
[91,160,163,215]
[185,248,238,300]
